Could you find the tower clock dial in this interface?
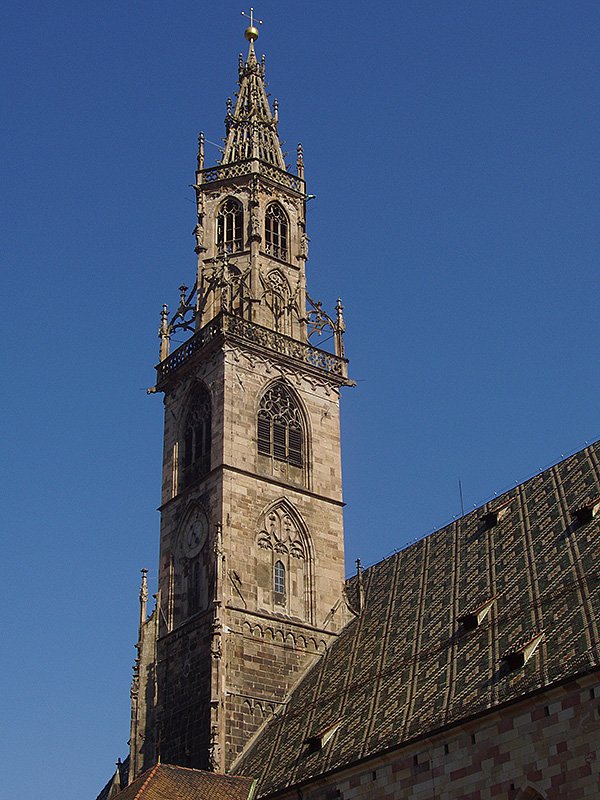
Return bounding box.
[183,509,209,557]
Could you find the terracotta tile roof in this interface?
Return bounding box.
[112,764,255,800]
[236,441,600,796]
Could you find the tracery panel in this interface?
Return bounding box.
[265,203,288,261]
[217,197,243,253]
[257,382,304,468]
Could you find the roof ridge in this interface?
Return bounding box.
[136,763,160,798]
[349,436,600,576]
[159,762,250,781]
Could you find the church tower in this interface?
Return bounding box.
[129,21,352,779]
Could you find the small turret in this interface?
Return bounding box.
[139,567,148,635]
[296,143,305,180]
[106,760,122,799]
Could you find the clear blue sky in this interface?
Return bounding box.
[1,2,599,797]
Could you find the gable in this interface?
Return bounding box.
[110,763,255,800]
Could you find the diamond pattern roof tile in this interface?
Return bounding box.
[235,441,600,796]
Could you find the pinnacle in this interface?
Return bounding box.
[221,44,286,169]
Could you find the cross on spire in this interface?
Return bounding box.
[241,7,263,28]
[241,7,262,41]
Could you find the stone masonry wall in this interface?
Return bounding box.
[223,609,338,767]
[156,611,213,770]
[155,349,225,772]
[219,343,349,766]
[154,335,350,772]
[221,345,347,625]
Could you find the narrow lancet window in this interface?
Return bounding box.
[274,560,286,595]
[257,383,304,467]
[217,198,243,253]
[265,203,288,261]
[182,384,212,488]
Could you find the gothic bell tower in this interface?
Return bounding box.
[129,21,352,780]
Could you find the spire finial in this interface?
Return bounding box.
[139,568,148,635]
[241,7,262,42]
[222,10,286,170]
[197,131,204,171]
[297,143,305,179]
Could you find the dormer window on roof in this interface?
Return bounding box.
[305,722,341,752]
[572,498,600,525]
[458,595,497,631]
[480,501,512,530]
[502,631,544,669]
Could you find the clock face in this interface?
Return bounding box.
[183,509,208,556]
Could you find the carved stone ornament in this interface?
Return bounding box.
[299,232,309,260]
[250,206,262,241]
[208,725,220,772]
[193,222,205,252]
[258,505,306,559]
[223,344,340,396]
[267,269,287,294]
[210,638,222,660]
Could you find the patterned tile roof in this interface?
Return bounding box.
[111,764,255,800]
[236,442,600,796]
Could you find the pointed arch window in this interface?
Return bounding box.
[217,198,243,254]
[257,383,304,467]
[257,501,315,622]
[265,203,288,261]
[182,384,212,488]
[274,560,286,595]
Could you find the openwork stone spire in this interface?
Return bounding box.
[221,38,286,169]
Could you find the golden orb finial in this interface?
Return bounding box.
[241,8,262,42]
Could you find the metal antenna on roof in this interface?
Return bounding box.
[458,479,465,517]
[356,559,364,613]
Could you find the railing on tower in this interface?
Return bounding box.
[198,159,305,194]
[156,312,349,385]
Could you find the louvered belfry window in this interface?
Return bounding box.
[265,203,288,261]
[182,384,212,488]
[217,198,243,254]
[257,383,303,467]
